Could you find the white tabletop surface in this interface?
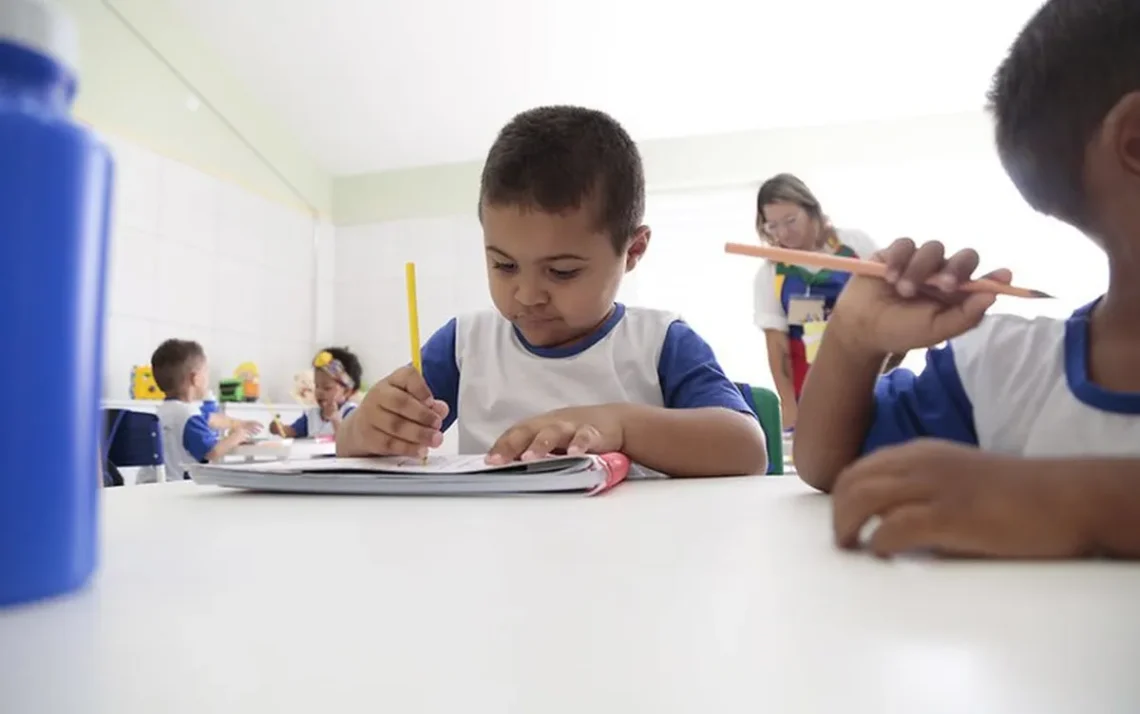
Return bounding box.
[229,438,337,461]
[2,477,1139,713]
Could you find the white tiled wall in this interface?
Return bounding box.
[332,216,493,383]
[103,135,328,402]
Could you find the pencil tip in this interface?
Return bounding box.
[1030,290,1054,299]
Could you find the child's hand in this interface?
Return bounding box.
[336,365,447,457]
[318,399,337,422]
[240,420,263,436]
[829,239,1013,355]
[831,439,1089,558]
[486,406,624,465]
[231,421,258,442]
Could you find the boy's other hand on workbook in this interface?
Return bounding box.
[486,406,624,465]
[831,439,1089,559]
[336,365,447,457]
[831,238,1012,355]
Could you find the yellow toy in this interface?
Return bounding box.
[233,362,260,402]
[130,365,165,400]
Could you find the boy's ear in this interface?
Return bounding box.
[1113,91,1140,177]
[625,225,651,272]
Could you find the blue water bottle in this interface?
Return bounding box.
[0,0,113,607]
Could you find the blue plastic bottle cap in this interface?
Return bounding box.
[0,0,77,70]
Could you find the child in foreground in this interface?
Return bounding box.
[151,339,261,482]
[270,347,361,438]
[337,106,767,477]
[795,0,1140,558]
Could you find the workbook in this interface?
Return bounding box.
[192,452,630,496]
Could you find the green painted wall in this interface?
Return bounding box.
[60,0,331,215]
[334,111,994,225]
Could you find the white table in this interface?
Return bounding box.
[228,438,338,462]
[2,478,1139,713]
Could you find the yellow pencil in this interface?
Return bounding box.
[405,262,423,373]
[405,262,426,463]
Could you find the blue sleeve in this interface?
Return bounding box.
[421,318,461,432]
[658,320,755,415]
[290,414,309,438]
[183,414,219,462]
[862,343,978,454]
[199,400,219,419]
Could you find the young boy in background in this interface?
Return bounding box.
[337,106,767,477]
[271,347,362,438]
[794,0,1140,558]
[151,339,261,482]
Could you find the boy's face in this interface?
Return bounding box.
[314,369,349,410]
[481,201,648,348]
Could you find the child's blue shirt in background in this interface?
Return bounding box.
[155,399,217,482]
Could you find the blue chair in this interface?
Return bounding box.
[734,383,784,475]
[103,409,164,486]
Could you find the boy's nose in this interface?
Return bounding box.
[513,281,548,307]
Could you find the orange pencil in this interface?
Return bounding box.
[724,242,1052,299]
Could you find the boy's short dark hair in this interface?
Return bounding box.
[151,339,205,395]
[320,346,363,392]
[479,105,645,253]
[987,0,1140,227]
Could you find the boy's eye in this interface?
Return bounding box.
[549,268,581,280]
[492,261,517,273]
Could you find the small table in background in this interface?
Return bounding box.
[228,437,337,463]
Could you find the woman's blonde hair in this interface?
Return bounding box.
[755,173,836,249]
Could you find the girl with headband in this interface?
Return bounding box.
[271,347,363,438]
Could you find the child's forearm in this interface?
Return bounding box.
[1056,458,1140,557]
[207,413,237,430]
[794,320,886,493]
[205,431,248,462]
[618,404,767,477]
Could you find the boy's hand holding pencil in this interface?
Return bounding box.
[724,237,1041,363]
[336,365,448,458]
[820,238,1014,356]
[338,261,446,459]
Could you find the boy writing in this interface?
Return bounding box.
[152,339,261,482]
[337,106,767,477]
[794,0,1140,558]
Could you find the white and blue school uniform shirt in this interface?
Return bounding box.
[155,399,219,482]
[291,403,356,438]
[864,301,1140,457]
[418,303,755,477]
